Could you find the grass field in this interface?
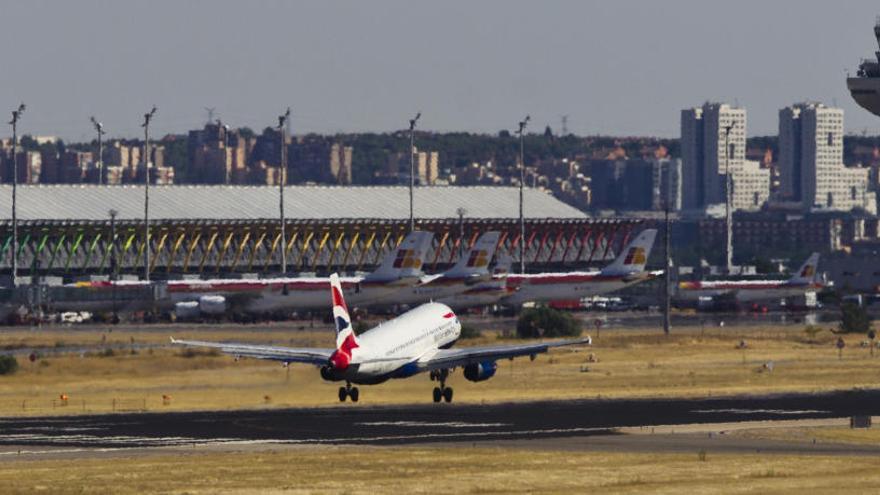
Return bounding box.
[0,319,878,416]
[2,445,880,494]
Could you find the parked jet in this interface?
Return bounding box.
[65,231,435,316]
[373,231,502,308]
[499,229,660,307]
[676,253,823,304]
[172,273,590,402]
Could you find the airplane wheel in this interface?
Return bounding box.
[338,387,347,402]
[443,387,453,403]
[350,387,359,402]
[432,387,442,403]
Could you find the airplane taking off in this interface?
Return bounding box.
[500,229,660,307]
[676,253,823,304]
[172,273,590,403]
[374,231,502,308]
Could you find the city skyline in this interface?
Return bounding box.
[2,1,880,141]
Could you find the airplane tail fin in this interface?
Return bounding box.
[492,254,513,276]
[600,229,658,276]
[329,273,358,351]
[789,253,820,284]
[363,231,434,282]
[444,231,501,278]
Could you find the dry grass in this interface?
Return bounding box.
[734,424,880,446]
[0,321,878,416]
[2,446,880,494]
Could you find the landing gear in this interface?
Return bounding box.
[338,382,359,402]
[430,369,453,403]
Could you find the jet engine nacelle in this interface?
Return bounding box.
[463,361,497,382]
[320,365,345,382]
[198,295,227,315]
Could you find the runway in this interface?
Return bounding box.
[0,389,878,449]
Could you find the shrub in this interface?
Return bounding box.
[516,306,582,339]
[0,355,19,375]
[839,302,871,334]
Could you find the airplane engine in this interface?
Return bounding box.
[198,295,227,315]
[174,301,200,320]
[463,361,497,382]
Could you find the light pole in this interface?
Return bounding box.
[109,209,118,322]
[408,112,421,233]
[663,164,672,336]
[8,103,25,288]
[456,207,467,258]
[141,106,156,282]
[724,124,734,274]
[517,115,530,274]
[277,108,290,275]
[90,116,105,185]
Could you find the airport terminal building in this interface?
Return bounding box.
[0,185,640,280]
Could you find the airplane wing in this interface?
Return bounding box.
[417,337,591,372]
[170,337,332,365]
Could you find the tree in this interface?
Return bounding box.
[839,302,871,334]
[516,306,582,339]
[0,355,19,375]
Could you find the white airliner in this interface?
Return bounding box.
[65,231,435,316]
[172,273,590,403]
[500,229,660,307]
[373,231,502,308]
[676,253,823,304]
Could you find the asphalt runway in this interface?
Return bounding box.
[0,389,878,449]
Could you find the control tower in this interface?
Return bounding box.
[848,17,880,116]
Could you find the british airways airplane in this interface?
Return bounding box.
[172,273,590,403]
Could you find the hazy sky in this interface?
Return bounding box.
[2,0,880,141]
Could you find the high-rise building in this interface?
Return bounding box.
[681,102,769,212]
[778,102,875,213]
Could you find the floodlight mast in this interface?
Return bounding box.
[8,103,25,288]
[277,108,291,275]
[724,124,734,275]
[517,115,530,274]
[90,116,105,185]
[141,106,157,282]
[409,112,421,233]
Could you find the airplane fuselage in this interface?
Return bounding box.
[501,270,661,306]
[677,280,824,303]
[321,302,461,384]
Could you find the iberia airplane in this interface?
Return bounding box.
[500,229,660,307]
[373,231,502,308]
[172,273,590,403]
[57,231,435,316]
[676,253,823,303]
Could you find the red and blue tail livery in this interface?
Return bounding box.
[329,273,359,370]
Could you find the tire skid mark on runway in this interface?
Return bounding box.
[355,421,509,428]
[692,408,830,415]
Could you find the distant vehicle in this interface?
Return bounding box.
[677,253,823,305]
[499,229,661,307]
[172,273,590,403]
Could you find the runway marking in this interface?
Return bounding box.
[356,421,509,428]
[0,427,613,448]
[693,409,830,415]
